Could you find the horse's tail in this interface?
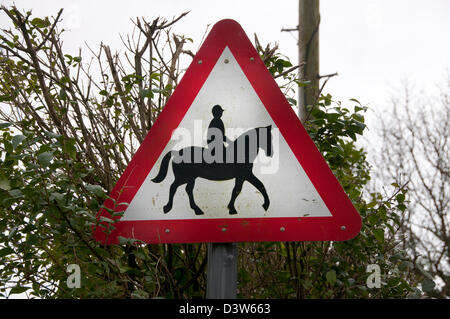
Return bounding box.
[152,151,174,183]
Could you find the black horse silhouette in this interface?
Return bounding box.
[152,125,273,215]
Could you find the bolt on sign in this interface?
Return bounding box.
[93,19,361,244]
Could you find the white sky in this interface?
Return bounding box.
[2,0,450,117]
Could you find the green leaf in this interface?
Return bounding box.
[350,120,366,134]
[131,289,149,299]
[60,76,70,84]
[415,262,434,280]
[118,236,128,245]
[31,17,50,28]
[59,88,68,100]
[150,73,161,80]
[326,270,337,285]
[139,89,152,99]
[366,201,377,209]
[12,134,26,150]
[0,247,14,258]
[8,189,23,198]
[85,184,106,198]
[296,81,310,87]
[398,261,414,271]
[118,236,136,245]
[49,192,65,204]
[0,175,10,191]
[421,278,435,292]
[8,225,19,240]
[99,216,114,224]
[367,214,378,226]
[286,97,297,106]
[9,286,30,295]
[348,132,357,141]
[0,122,12,129]
[63,138,77,160]
[373,228,384,243]
[0,95,12,102]
[396,193,405,203]
[44,131,62,139]
[37,152,53,167]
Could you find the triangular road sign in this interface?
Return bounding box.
[93,19,361,244]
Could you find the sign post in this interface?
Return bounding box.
[206,243,238,298]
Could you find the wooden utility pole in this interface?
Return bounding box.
[298,0,320,123]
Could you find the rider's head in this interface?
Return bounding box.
[212,104,224,118]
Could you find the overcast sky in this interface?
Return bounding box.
[2,0,449,119]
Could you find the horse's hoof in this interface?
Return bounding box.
[229,208,238,215]
[194,208,204,216]
[163,205,171,214]
[262,202,270,211]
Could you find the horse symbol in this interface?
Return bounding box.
[151,125,273,215]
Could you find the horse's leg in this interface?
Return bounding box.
[186,179,204,216]
[227,177,244,215]
[246,173,270,211]
[163,178,183,214]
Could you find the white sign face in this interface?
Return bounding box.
[121,47,332,221]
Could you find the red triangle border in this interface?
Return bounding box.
[93,19,361,244]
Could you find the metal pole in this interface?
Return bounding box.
[206,243,238,299]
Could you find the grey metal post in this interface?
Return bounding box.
[206,243,238,299]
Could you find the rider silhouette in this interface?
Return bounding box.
[207,105,232,158]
